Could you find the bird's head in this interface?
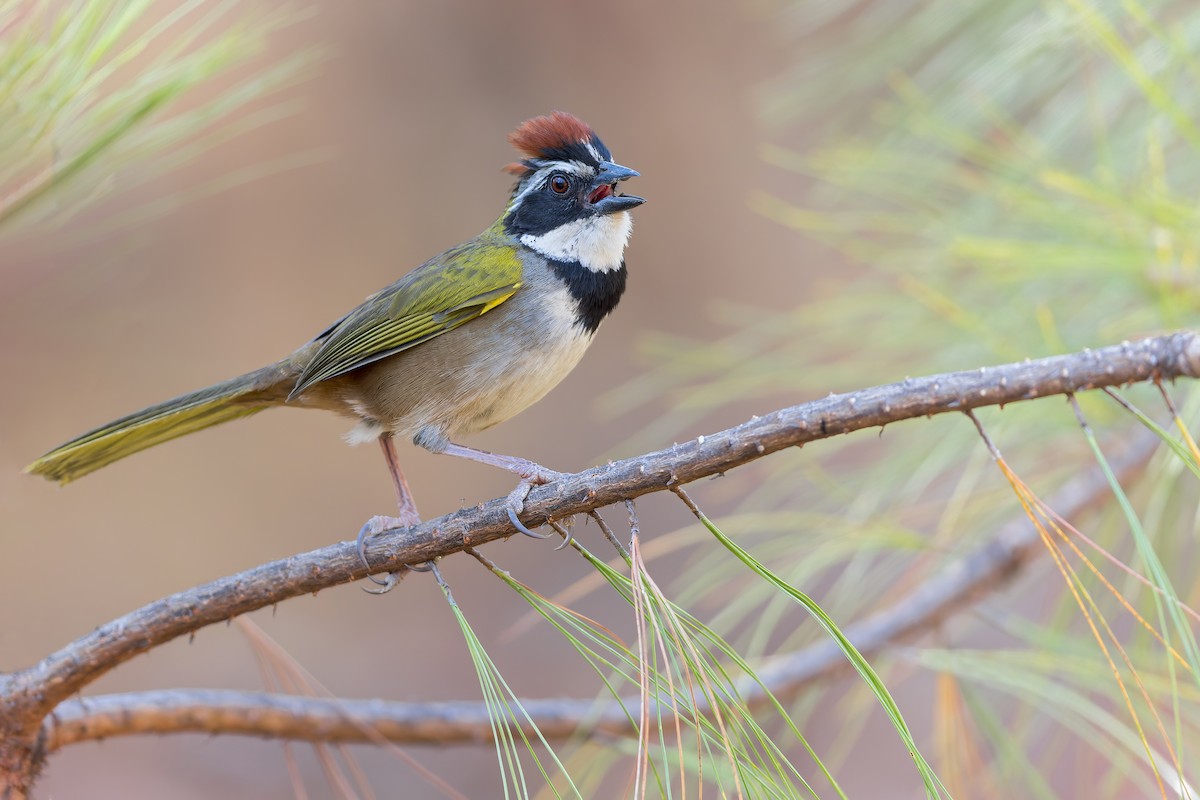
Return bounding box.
[502,112,644,273]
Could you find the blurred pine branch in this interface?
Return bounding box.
[0,0,314,236]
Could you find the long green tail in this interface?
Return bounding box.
[26,362,297,484]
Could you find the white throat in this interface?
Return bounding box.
[520,211,632,273]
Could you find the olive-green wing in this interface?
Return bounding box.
[289,242,522,398]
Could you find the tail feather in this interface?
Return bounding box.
[26,362,296,484]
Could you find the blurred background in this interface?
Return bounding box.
[1,2,815,797]
[7,1,1200,797]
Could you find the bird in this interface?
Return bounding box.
[26,111,644,582]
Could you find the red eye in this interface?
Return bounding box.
[549,174,570,194]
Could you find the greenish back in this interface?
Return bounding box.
[289,229,523,397]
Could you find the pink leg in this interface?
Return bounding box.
[357,434,424,590]
[439,442,566,539]
[440,442,564,483]
[380,434,421,523]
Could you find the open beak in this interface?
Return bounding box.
[588,161,645,214]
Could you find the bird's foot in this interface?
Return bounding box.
[504,464,568,539]
[357,511,421,592]
[434,442,569,540]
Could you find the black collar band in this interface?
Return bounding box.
[547,259,627,334]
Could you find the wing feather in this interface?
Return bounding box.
[289,240,522,399]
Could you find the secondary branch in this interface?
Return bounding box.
[45,428,1158,748]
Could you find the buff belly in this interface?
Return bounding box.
[324,268,595,447]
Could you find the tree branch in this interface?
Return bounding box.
[5,331,1197,757]
[46,689,631,747]
[44,427,1159,748]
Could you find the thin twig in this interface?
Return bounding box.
[589,510,630,561]
[964,408,1003,461]
[670,485,702,518]
[1156,378,1200,465]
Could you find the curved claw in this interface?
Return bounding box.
[409,560,435,573]
[507,506,550,538]
[549,522,573,554]
[361,571,399,594]
[356,523,395,588]
[357,520,408,589]
[356,522,375,570]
